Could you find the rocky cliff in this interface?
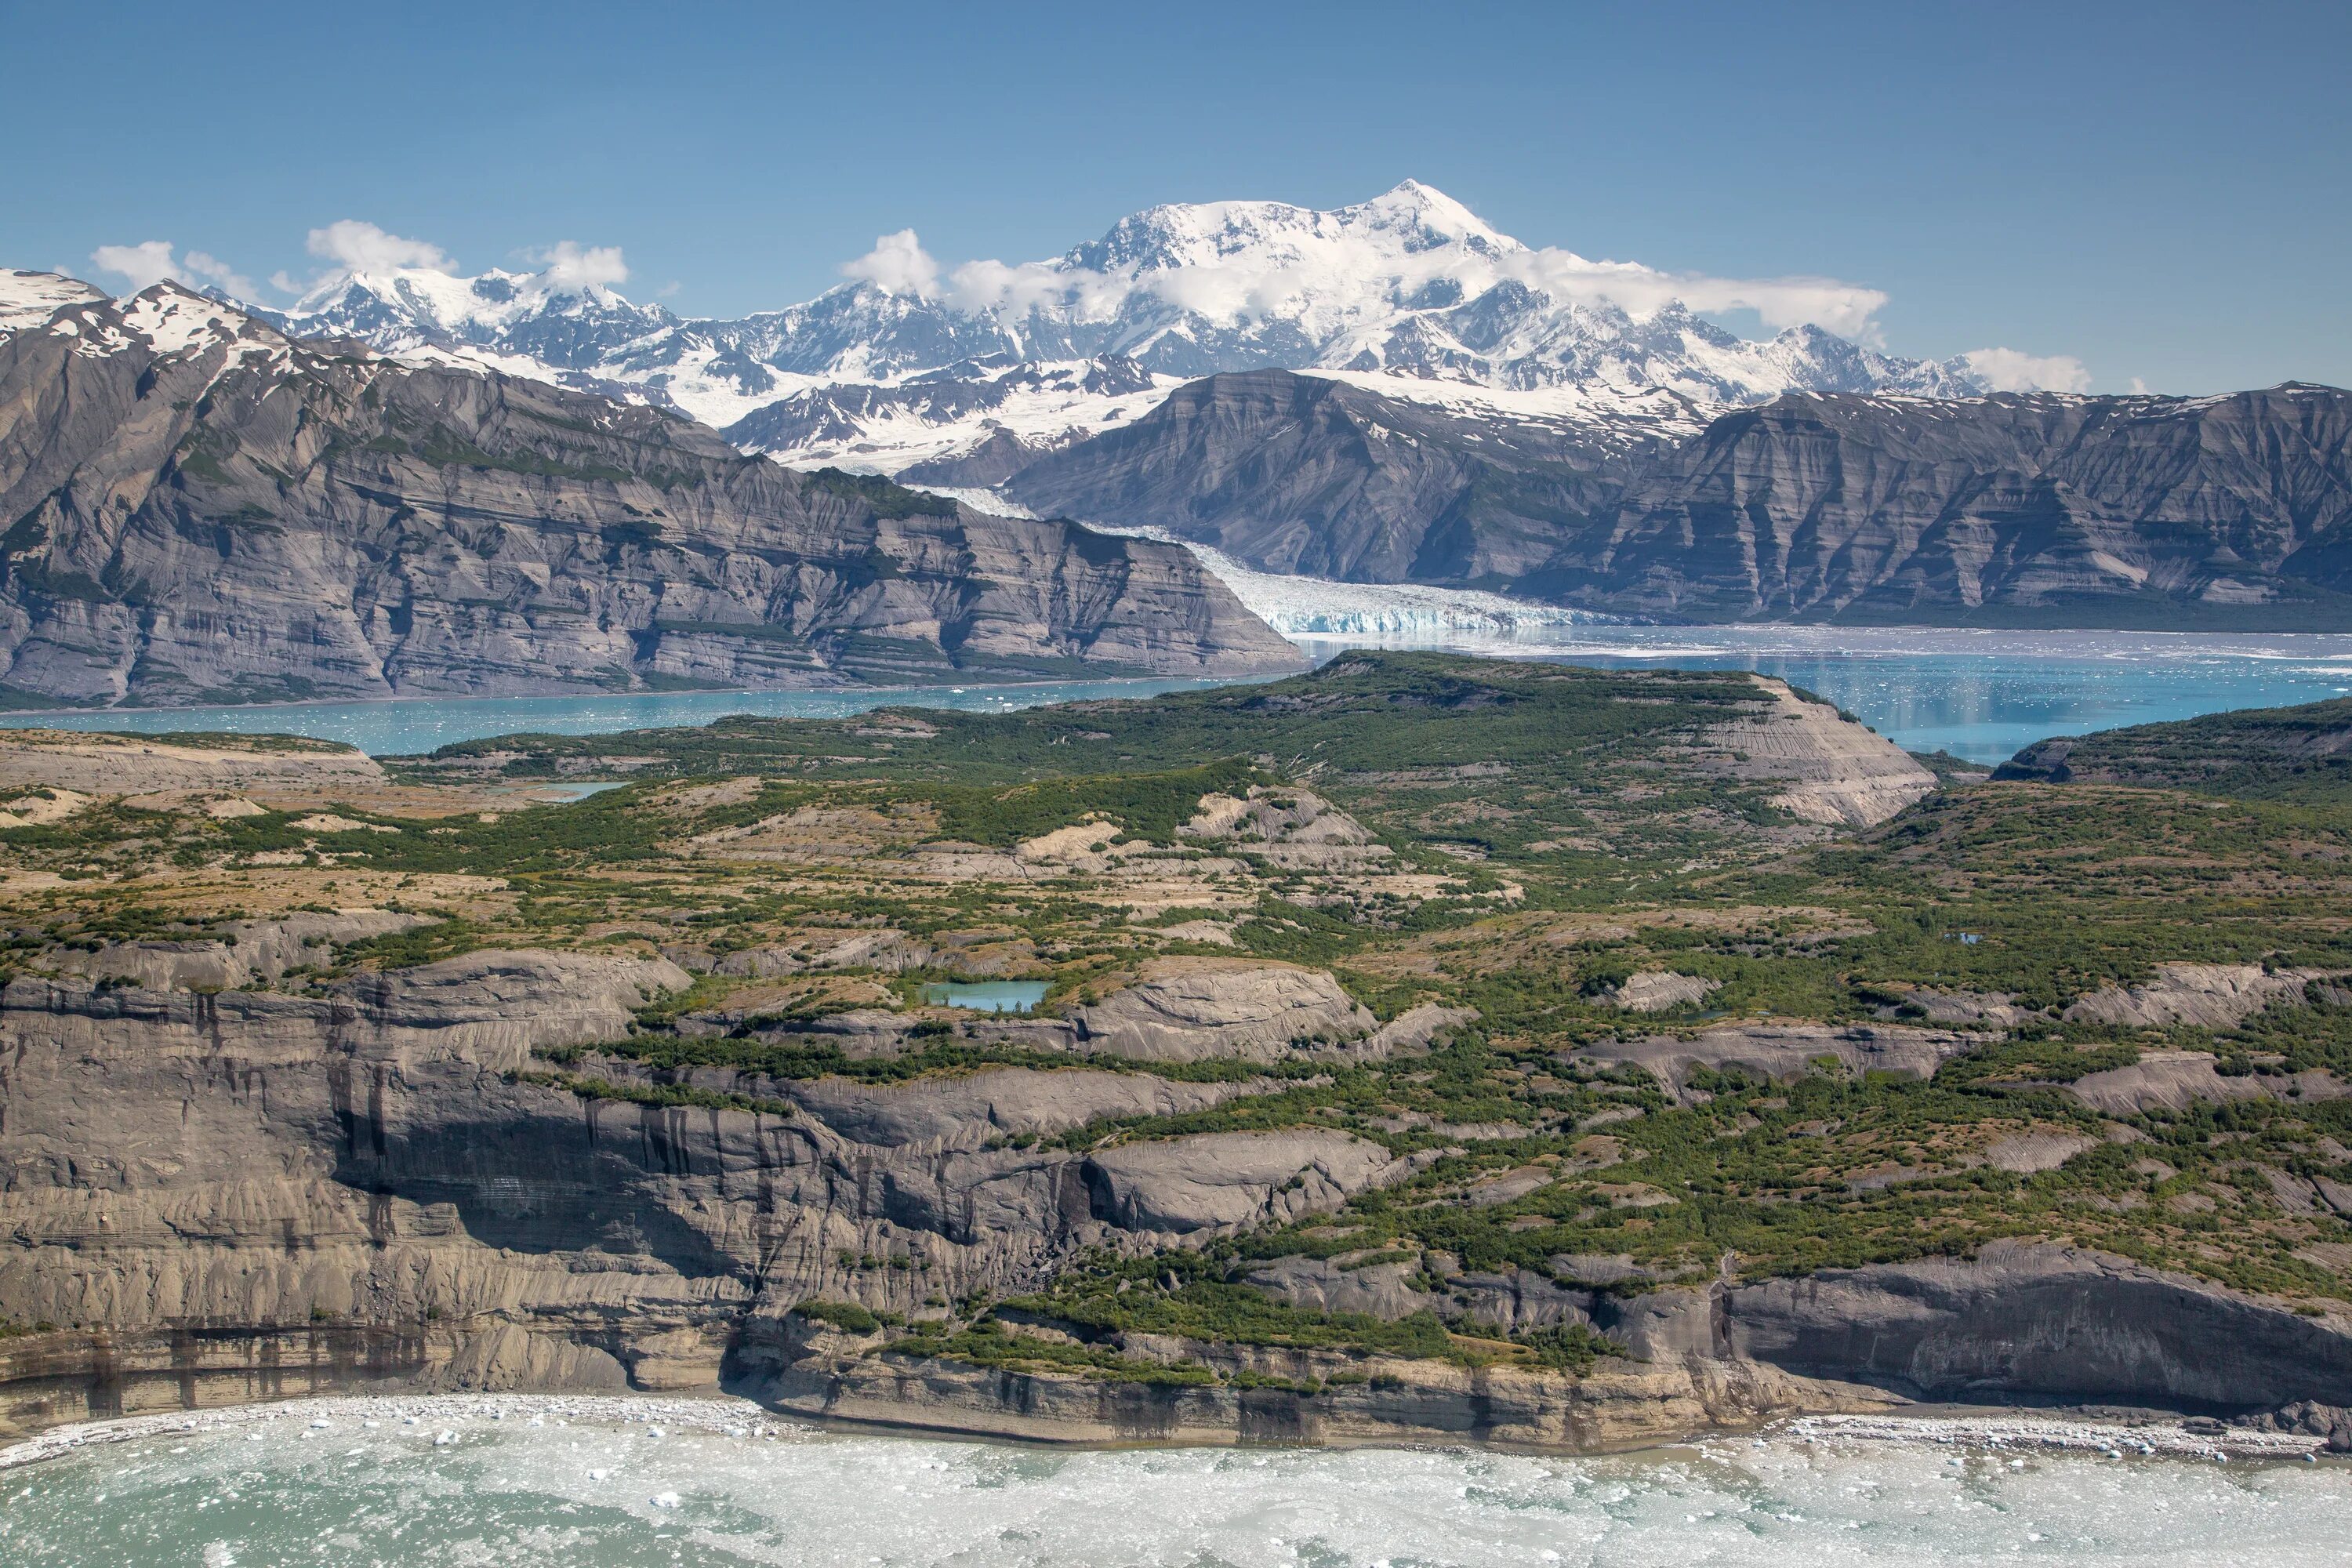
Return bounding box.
[6,948,2346,1449]
[0,277,1298,707]
[1005,368,1683,584]
[1547,383,2352,626]
[1007,372,2352,628]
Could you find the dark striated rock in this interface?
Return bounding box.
[1545,384,2352,626]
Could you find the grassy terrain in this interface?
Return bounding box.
[3,650,2350,1370]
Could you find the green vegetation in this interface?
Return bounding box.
[882,1319,1218,1388]
[8,648,2352,1386]
[801,468,960,520]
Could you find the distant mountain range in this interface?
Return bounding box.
[18,180,2352,640]
[0,272,1294,708]
[245,182,2016,474]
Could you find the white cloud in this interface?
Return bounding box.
[91,241,262,299]
[90,240,182,294]
[1960,347,2093,394]
[2129,376,2151,395]
[306,220,452,275]
[1506,252,1893,341]
[946,256,1128,319]
[909,227,1896,342]
[528,241,628,294]
[842,229,940,299]
[181,250,260,298]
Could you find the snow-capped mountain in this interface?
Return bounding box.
[2,268,295,376]
[238,183,2024,473]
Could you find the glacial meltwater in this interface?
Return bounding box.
[2,1399,2344,1567]
[1,626,2347,764]
[920,981,1051,1014]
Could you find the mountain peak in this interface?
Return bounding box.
[0,269,109,335]
[1346,180,1503,245]
[50,183,2056,466]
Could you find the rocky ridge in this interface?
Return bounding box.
[1006,372,2352,625]
[0,277,1297,707]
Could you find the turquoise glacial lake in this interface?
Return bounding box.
[2,627,2348,763]
[921,980,1051,1014]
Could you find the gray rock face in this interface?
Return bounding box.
[2061,963,2321,1030]
[2063,1051,2348,1116]
[3,946,2351,1442]
[0,282,1298,708]
[1712,1242,2352,1412]
[1578,1023,1981,1095]
[1065,961,1377,1062]
[0,953,1399,1432]
[1080,1131,1409,1233]
[45,909,428,992]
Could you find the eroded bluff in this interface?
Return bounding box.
[4,938,2350,1450]
[0,948,1439,1434]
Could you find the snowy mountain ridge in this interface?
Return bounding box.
[146,183,2074,472]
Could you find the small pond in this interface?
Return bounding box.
[921,980,1051,1014]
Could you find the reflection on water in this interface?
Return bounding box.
[2,626,2347,764]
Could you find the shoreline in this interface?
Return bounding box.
[2,621,2345,724]
[0,670,1253,724]
[2,1390,2334,1475]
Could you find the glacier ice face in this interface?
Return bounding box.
[1064,519,1613,644]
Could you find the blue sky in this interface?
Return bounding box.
[5,0,2346,393]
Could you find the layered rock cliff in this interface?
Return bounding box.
[0,278,1298,707]
[1545,383,2352,625]
[1006,372,2352,628]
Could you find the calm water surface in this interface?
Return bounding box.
[921,981,1051,1014]
[2,1401,2343,1567]
[1,628,2347,763]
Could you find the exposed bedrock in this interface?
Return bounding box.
[1575,1022,1984,1098]
[1062,960,1378,1063]
[735,1320,1887,1452]
[0,960,1412,1435]
[1694,1242,2352,1414]
[3,954,2350,1444]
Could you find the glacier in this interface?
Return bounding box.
[1011,505,1613,643]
